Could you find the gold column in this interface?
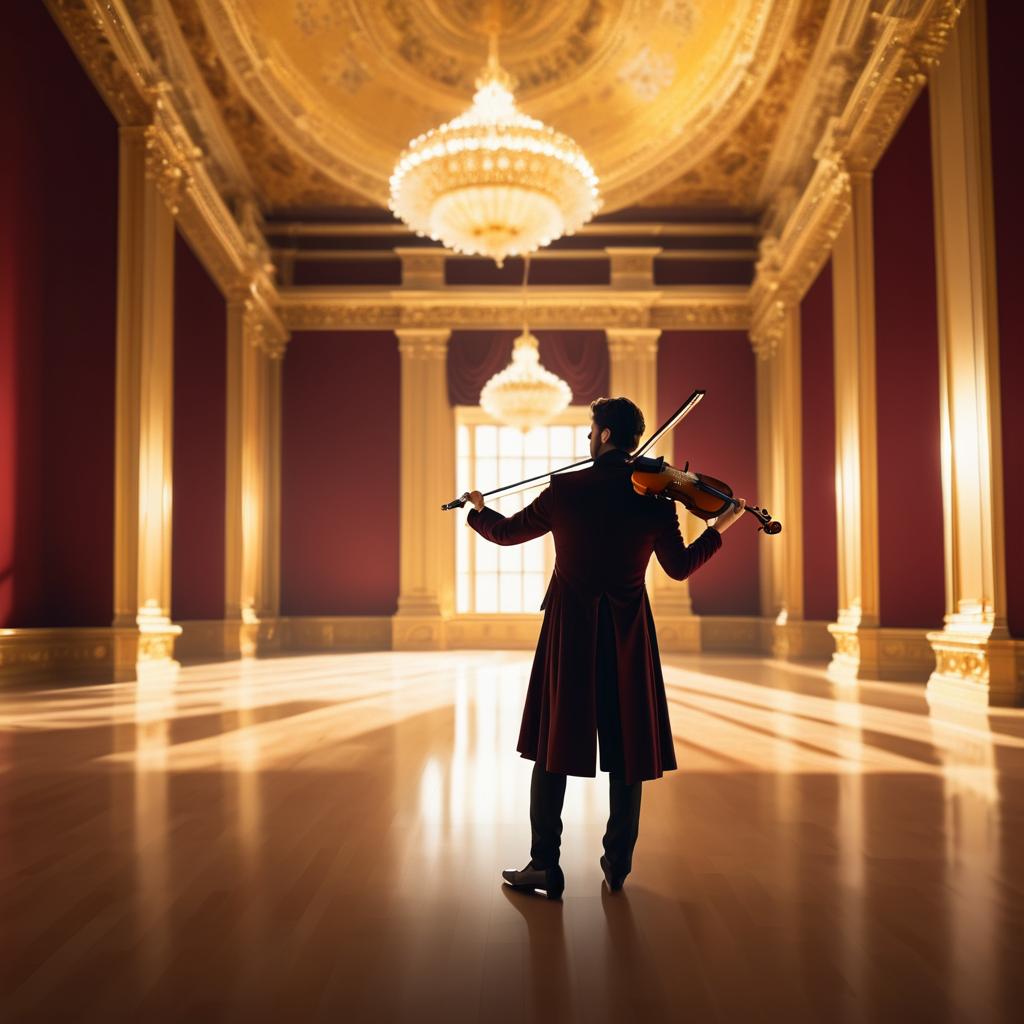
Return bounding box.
[393,329,453,650]
[827,172,883,682]
[926,1,1018,707]
[225,296,287,657]
[606,328,699,651]
[752,303,819,658]
[112,126,181,677]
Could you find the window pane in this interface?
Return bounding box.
[499,574,522,613]
[476,537,497,572]
[575,426,589,453]
[523,428,548,456]
[550,426,572,458]
[476,574,498,613]
[475,458,498,493]
[524,457,547,481]
[457,574,470,614]
[523,573,545,610]
[499,544,522,572]
[523,540,544,571]
[476,425,498,456]
[498,427,523,457]
[458,423,470,458]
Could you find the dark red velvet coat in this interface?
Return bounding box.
[467,448,722,784]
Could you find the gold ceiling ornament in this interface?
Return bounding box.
[479,257,572,430]
[388,33,600,266]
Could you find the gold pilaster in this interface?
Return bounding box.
[926,2,1019,708]
[827,172,882,682]
[393,329,453,650]
[606,328,699,650]
[113,126,181,677]
[753,304,821,658]
[225,296,287,657]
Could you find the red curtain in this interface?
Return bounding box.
[446,330,609,407]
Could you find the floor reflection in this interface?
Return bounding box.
[0,651,1021,1020]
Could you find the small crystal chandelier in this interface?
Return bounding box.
[480,257,571,430]
[388,32,600,266]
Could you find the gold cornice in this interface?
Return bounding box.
[45,0,152,125]
[749,0,961,353]
[278,288,750,332]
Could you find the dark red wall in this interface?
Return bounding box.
[171,232,227,621]
[658,332,760,616]
[987,0,1024,638]
[872,90,945,629]
[0,5,117,628]
[800,262,839,622]
[798,260,839,618]
[281,332,401,615]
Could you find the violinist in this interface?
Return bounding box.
[462,396,746,899]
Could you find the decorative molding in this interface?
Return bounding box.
[771,618,833,660]
[751,0,962,326]
[700,616,770,653]
[279,288,750,332]
[605,248,661,290]
[0,628,116,678]
[445,616,543,650]
[280,617,393,652]
[395,248,447,289]
[828,625,936,683]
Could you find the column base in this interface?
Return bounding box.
[112,622,181,682]
[771,618,834,660]
[926,627,1023,709]
[828,622,934,682]
[391,615,446,651]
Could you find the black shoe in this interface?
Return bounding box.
[600,855,628,891]
[501,862,565,900]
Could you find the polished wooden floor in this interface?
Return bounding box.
[1,651,1022,1022]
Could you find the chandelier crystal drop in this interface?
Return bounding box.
[480,331,572,430]
[388,57,600,266]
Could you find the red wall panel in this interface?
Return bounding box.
[872,91,945,629]
[800,262,839,622]
[171,232,227,621]
[987,0,1024,638]
[0,4,117,627]
[281,332,401,615]
[658,332,760,616]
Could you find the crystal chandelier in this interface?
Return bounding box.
[479,257,571,430]
[388,40,600,266]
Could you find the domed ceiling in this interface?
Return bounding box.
[177,0,828,215]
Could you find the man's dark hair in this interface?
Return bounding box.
[590,396,645,451]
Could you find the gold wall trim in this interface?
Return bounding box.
[751,0,962,338]
[280,617,394,652]
[279,288,751,332]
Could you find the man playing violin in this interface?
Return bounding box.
[462,396,745,899]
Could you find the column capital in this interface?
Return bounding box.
[750,294,796,360]
[396,328,452,358]
[604,327,662,359]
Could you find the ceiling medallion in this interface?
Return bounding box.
[479,257,572,430]
[388,40,600,267]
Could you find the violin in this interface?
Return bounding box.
[631,461,781,534]
[442,389,782,535]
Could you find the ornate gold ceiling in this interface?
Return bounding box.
[167,0,830,215]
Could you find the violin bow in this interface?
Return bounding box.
[441,390,707,511]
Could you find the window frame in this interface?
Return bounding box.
[453,405,592,616]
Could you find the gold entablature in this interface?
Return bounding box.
[278,291,751,332]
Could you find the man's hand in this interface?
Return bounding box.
[462,490,485,513]
[712,498,745,534]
